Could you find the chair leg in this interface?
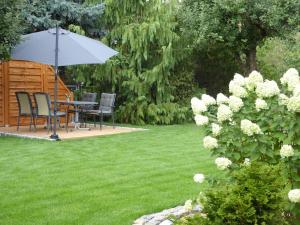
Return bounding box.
[17,114,20,131]
[99,114,101,130]
[100,113,103,130]
[47,117,51,133]
[29,115,33,131]
[50,117,53,131]
[93,115,96,127]
[65,114,68,133]
[33,115,37,132]
[112,113,115,129]
[78,112,82,128]
[57,117,60,128]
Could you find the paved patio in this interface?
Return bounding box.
[0,124,145,140]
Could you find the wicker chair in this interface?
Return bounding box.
[33,92,67,132]
[15,92,35,131]
[84,93,116,130]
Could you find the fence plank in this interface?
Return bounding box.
[0,60,72,126]
[0,63,4,126]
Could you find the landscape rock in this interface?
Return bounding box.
[132,205,201,225]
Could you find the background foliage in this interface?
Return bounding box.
[0,0,23,60]
[178,0,299,95]
[21,0,104,35]
[257,34,300,81]
[1,0,299,124]
[73,0,191,124]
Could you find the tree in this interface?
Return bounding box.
[21,0,105,35]
[93,0,188,124]
[179,0,300,72]
[0,0,23,60]
[257,34,300,81]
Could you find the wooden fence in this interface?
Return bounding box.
[0,60,73,127]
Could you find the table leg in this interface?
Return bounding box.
[74,105,90,130]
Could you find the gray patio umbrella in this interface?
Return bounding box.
[12,26,118,140]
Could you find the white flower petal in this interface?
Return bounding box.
[215,157,232,170]
[288,189,300,203]
[193,173,205,183]
[191,97,207,114]
[255,98,268,112]
[229,96,244,112]
[203,136,218,150]
[217,104,233,123]
[211,123,222,136]
[280,145,294,158]
[194,115,209,126]
[216,93,229,105]
[256,80,280,98]
[240,119,262,136]
[201,94,216,106]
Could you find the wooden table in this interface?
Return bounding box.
[56,100,98,129]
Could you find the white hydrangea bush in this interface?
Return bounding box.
[191,68,300,197]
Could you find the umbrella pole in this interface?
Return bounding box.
[50,25,60,141]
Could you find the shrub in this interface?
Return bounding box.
[117,100,188,125]
[175,163,290,225]
[191,68,300,220]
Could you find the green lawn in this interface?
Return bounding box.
[0,124,218,225]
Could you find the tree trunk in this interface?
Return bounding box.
[246,47,257,73]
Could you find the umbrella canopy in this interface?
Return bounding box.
[12,28,118,66]
[11,26,118,140]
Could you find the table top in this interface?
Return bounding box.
[55,100,98,106]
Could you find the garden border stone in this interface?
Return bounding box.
[132,205,201,225]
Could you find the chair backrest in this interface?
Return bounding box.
[82,92,97,102]
[81,92,97,110]
[15,92,34,115]
[33,92,51,116]
[99,93,116,112]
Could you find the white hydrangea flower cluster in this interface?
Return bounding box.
[279,69,300,112]
[228,96,244,112]
[193,173,205,183]
[240,119,262,136]
[256,80,280,98]
[287,96,300,112]
[201,94,216,107]
[279,69,300,111]
[255,98,268,112]
[280,145,294,158]
[244,71,263,90]
[215,157,232,170]
[211,123,222,136]
[229,81,248,98]
[233,73,245,86]
[278,94,289,106]
[217,104,233,123]
[191,97,207,114]
[280,68,300,91]
[184,199,193,212]
[203,136,218,150]
[216,93,229,105]
[243,158,251,166]
[194,115,209,126]
[288,189,300,203]
[197,192,206,210]
[293,84,300,96]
